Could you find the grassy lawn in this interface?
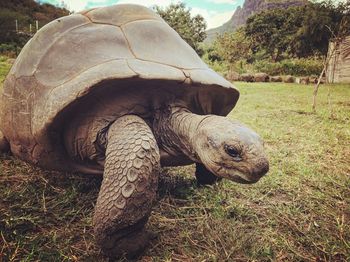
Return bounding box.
[0,56,11,83]
[0,57,349,261]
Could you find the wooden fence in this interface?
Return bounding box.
[326,36,350,84]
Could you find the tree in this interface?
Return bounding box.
[244,1,349,60]
[212,28,251,64]
[245,8,300,61]
[154,3,207,55]
[290,1,348,57]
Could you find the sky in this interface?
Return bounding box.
[38,0,245,29]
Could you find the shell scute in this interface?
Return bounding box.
[35,24,133,87]
[123,20,206,69]
[11,14,89,78]
[127,59,186,82]
[86,4,162,26]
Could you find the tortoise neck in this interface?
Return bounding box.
[153,105,212,162]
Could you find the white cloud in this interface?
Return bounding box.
[206,0,237,4]
[60,0,86,11]
[61,0,173,12]
[191,7,211,24]
[208,10,234,28]
[191,7,234,29]
[61,0,113,11]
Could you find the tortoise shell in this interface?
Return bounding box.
[0,4,239,171]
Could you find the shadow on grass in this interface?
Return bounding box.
[158,167,197,200]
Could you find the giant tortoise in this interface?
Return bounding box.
[0,4,269,258]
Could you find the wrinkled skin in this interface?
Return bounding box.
[193,117,269,183]
[154,105,269,184]
[78,103,269,259]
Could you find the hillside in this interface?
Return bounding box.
[205,0,307,43]
[0,0,69,49]
[0,0,69,26]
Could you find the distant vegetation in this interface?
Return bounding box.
[204,0,350,76]
[0,0,348,78]
[0,0,69,56]
[152,1,349,77]
[154,3,207,55]
[206,0,307,43]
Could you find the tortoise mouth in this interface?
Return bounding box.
[233,165,269,184]
[214,166,266,184]
[230,174,260,184]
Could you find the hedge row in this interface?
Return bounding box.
[253,58,323,76]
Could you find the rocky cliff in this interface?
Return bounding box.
[205,0,307,43]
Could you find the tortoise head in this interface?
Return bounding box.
[193,116,269,184]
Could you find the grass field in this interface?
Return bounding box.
[0,56,349,261]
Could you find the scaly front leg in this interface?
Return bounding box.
[93,115,160,258]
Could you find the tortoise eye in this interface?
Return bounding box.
[224,145,242,161]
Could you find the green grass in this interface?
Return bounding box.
[0,56,11,83]
[0,59,349,261]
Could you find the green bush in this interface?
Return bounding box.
[253,58,323,76]
[0,43,20,57]
[202,53,229,75]
[0,56,12,83]
[0,43,16,53]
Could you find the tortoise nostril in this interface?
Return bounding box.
[261,163,269,174]
[253,160,269,177]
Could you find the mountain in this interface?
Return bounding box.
[205,0,307,43]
